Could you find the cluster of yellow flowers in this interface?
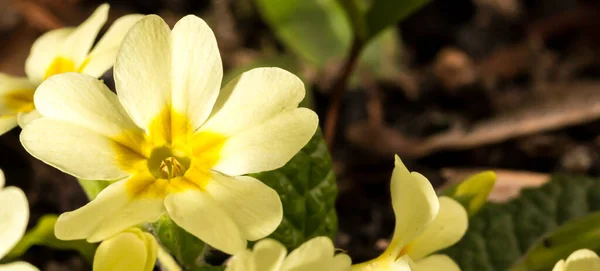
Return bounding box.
[1,4,596,271]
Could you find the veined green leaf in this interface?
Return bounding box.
[250,129,338,250]
[444,174,600,271]
[511,212,600,271]
[152,215,206,270]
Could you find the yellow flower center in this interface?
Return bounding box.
[113,108,227,199]
[160,157,186,179]
[44,56,91,79]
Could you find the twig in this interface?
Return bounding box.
[360,71,383,126]
[324,38,364,147]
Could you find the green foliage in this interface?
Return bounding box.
[336,0,367,40]
[511,212,600,271]
[250,129,338,250]
[4,215,97,263]
[336,0,431,41]
[443,174,600,271]
[441,171,497,216]
[364,0,432,39]
[254,0,351,67]
[152,215,206,270]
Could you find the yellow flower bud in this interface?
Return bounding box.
[93,228,158,271]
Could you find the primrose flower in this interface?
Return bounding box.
[21,15,318,254]
[227,237,351,271]
[552,249,600,271]
[0,4,142,135]
[352,156,468,271]
[93,227,158,271]
[0,170,38,271]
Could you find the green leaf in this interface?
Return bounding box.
[443,174,600,271]
[5,214,97,263]
[249,129,338,250]
[365,0,432,39]
[510,212,600,271]
[354,27,402,81]
[336,0,367,41]
[441,171,496,216]
[254,0,352,67]
[152,215,206,269]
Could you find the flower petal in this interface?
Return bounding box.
[201,67,305,136]
[20,118,139,180]
[171,15,222,132]
[0,74,36,95]
[0,74,35,116]
[164,190,245,255]
[82,14,145,77]
[553,260,566,271]
[564,249,600,271]
[281,236,336,270]
[0,169,4,188]
[115,15,171,130]
[0,187,29,259]
[391,256,413,271]
[329,254,352,271]
[412,255,461,271]
[405,196,468,260]
[251,239,287,271]
[93,228,158,271]
[25,28,74,84]
[17,110,42,128]
[0,116,17,136]
[61,4,109,67]
[55,179,164,242]
[385,156,439,257]
[212,108,317,175]
[0,262,39,271]
[204,173,282,240]
[34,73,141,138]
[353,255,408,271]
[227,250,254,271]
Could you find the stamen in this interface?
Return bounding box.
[159,157,186,179]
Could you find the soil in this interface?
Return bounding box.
[2,0,600,269]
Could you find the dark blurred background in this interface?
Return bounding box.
[3,0,600,269]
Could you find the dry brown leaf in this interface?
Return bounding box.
[347,81,600,158]
[440,168,550,203]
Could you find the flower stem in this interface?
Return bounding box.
[324,38,364,147]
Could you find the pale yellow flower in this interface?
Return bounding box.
[352,156,468,271]
[227,237,351,271]
[0,4,142,135]
[93,227,158,271]
[0,170,38,271]
[21,15,318,254]
[553,249,600,271]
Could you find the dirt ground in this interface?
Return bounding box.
[3,0,600,269]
